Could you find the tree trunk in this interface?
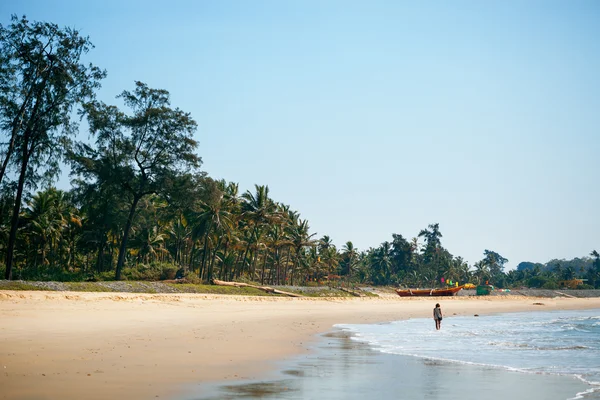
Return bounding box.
[260,249,268,285]
[232,250,243,281]
[207,235,223,283]
[219,239,230,280]
[115,195,140,280]
[96,234,106,273]
[188,241,196,273]
[4,133,31,280]
[282,247,291,285]
[200,222,213,280]
[0,77,39,187]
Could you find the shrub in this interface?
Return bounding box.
[121,262,180,281]
[160,265,177,280]
[541,281,559,290]
[527,276,547,288]
[182,271,202,284]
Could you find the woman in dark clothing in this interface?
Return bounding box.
[433,303,443,330]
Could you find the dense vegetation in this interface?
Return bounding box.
[1,16,599,289]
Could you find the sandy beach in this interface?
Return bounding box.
[1,291,599,400]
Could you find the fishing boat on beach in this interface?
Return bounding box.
[395,286,464,297]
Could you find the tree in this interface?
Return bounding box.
[418,223,442,252]
[1,16,105,279]
[473,260,489,285]
[418,223,443,267]
[370,241,393,285]
[482,250,508,276]
[73,81,200,279]
[191,177,235,282]
[390,233,413,273]
[240,185,278,279]
[318,235,339,282]
[341,241,358,282]
[587,250,600,288]
[479,250,508,287]
[288,218,316,285]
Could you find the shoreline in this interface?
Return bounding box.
[1,290,600,400]
[191,328,593,400]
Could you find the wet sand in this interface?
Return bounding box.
[190,331,590,400]
[1,290,599,400]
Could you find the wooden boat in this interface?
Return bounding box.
[395,286,464,297]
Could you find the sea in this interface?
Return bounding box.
[185,309,600,400]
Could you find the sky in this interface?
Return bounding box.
[2,0,598,269]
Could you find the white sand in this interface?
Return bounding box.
[1,290,599,400]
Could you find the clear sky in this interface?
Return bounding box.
[2,0,598,269]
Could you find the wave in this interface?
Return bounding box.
[488,342,590,350]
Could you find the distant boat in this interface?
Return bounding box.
[395,286,464,297]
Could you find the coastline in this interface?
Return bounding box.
[1,290,600,400]
[191,329,593,400]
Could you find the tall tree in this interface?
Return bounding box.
[288,218,316,284]
[482,249,508,276]
[240,185,278,278]
[1,16,105,279]
[418,223,443,265]
[341,241,358,281]
[73,82,200,279]
[587,250,600,288]
[390,233,413,274]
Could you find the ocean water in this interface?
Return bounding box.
[337,308,600,399]
[185,309,600,400]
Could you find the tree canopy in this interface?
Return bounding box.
[0,15,105,279]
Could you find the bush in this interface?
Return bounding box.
[527,276,547,288]
[93,271,116,281]
[182,271,202,284]
[15,266,88,282]
[160,265,177,280]
[541,281,559,290]
[121,262,180,281]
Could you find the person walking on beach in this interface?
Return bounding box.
[433,303,443,330]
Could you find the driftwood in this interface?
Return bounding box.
[212,279,304,297]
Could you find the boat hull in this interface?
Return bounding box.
[395,286,464,297]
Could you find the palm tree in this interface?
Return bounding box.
[473,261,490,285]
[23,188,77,272]
[342,241,358,284]
[240,185,278,279]
[288,219,317,285]
[370,242,393,285]
[191,178,235,282]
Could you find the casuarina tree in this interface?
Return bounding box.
[0,15,105,279]
[71,82,200,279]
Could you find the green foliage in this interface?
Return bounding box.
[72,81,200,280]
[14,266,88,282]
[1,15,105,279]
[527,276,548,288]
[92,271,117,281]
[541,281,559,290]
[121,262,179,281]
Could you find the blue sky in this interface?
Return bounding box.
[2,0,598,269]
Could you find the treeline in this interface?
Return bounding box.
[1,16,599,288]
[511,257,600,289]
